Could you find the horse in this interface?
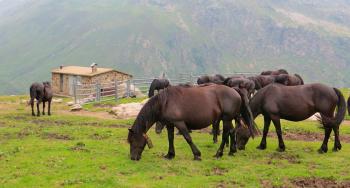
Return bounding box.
[223,76,255,99]
[260,69,288,75]
[348,96,350,115]
[235,83,346,153]
[127,84,258,161]
[274,74,304,86]
[29,82,53,116]
[148,78,170,97]
[247,75,276,90]
[197,74,225,85]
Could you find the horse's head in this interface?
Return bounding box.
[275,74,289,86]
[128,128,153,161]
[235,120,252,150]
[43,81,51,88]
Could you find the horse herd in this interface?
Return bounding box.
[128,69,350,161]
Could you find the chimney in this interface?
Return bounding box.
[90,63,98,73]
[60,65,64,69]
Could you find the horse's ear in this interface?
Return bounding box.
[128,128,133,133]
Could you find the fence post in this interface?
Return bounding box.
[73,78,77,104]
[115,80,118,102]
[126,80,131,97]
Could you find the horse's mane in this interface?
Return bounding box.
[214,74,225,81]
[129,94,162,136]
[294,74,304,85]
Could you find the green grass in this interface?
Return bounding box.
[1,96,350,187]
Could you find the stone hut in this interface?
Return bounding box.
[51,64,132,96]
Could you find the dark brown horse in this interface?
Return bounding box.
[29,82,53,116]
[197,74,225,85]
[260,69,288,75]
[247,75,276,90]
[148,78,170,97]
[275,74,304,86]
[127,84,257,160]
[236,83,346,153]
[224,76,255,99]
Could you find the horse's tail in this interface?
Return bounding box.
[148,79,157,98]
[320,88,346,127]
[294,74,304,85]
[235,88,259,138]
[347,96,350,115]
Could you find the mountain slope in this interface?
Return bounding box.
[0,0,349,94]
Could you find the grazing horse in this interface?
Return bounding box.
[29,82,53,116]
[235,83,346,153]
[197,74,225,85]
[275,74,304,86]
[148,78,170,97]
[127,85,258,161]
[260,69,288,75]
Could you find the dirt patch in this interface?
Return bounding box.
[291,177,350,188]
[268,152,300,164]
[58,110,117,120]
[93,103,114,108]
[205,167,228,176]
[268,131,350,143]
[89,133,111,140]
[69,142,90,152]
[216,181,240,188]
[41,133,73,140]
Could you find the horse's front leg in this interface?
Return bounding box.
[271,117,285,152]
[164,124,175,159]
[42,101,45,115]
[36,99,41,117]
[215,120,232,158]
[48,100,51,116]
[174,121,201,160]
[257,116,271,150]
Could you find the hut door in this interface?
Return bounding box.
[59,74,63,92]
[68,76,75,95]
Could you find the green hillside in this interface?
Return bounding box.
[0,0,349,94]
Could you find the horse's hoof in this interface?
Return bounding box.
[48,113,51,116]
[32,114,35,116]
[164,153,175,160]
[277,147,285,152]
[194,156,201,161]
[228,151,235,156]
[257,145,266,150]
[214,152,223,158]
[318,148,327,154]
[37,114,40,117]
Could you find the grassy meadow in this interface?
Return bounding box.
[0,93,350,187]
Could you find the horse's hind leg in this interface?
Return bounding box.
[42,101,45,115]
[215,120,233,158]
[175,121,201,160]
[332,126,341,152]
[30,98,35,116]
[257,116,271,150]
[319,127,332,153]
[212,120,219,144]
[271,117,285,152]
[164,125,175,159]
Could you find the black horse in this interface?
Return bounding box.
[236,83,346,153]
[247,75,276,90]
[260,69,288,75]
[127,84,257,160]
[148,78,170,97]
[29,82,53,116]
[197,74,225,85]
[275,74,304,86]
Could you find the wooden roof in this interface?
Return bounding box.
[51,66,132,77]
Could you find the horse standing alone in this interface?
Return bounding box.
[29,82,53,116]
[236,83,346,153]
[128,84,258,160]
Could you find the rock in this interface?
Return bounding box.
[52,98,63,103]
[111,102,144,119]
[70,104,82,111]
[308,113,320,121]
[67,101,75,106]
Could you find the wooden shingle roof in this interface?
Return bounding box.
[51,66,132,77]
